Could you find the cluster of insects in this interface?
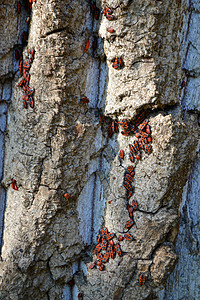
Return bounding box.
[103,6,115,21]
[12,0,150,293]
[15,0,36,108]
[89,226,135,271]
[17,48,35,108]
[79,2,150,287]
[87,110,152,288]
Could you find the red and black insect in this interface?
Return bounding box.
[84,40,90,53]
[94,243,102,255]
[133,140,139,152]
[68,279,75,286]
[106,232,114,240]
[64,193,71,200]
[99,114,105,124]
[126,166,134,174]
[123,181,133,191]
[21,31,28,45]
[28,47,35,56]
[139,274,145,286]
[118,235,124,241]
[128,205,134,218]
[107,27,115,33]
[144,144,152,154]
[127,190,133,199]
[97,253,104,261]
[102,252,110,263]
[17,78,25,87]
[147,136,152,143]
[135,111,148,126]
[22,94,28,102]
[135,132,140,138]
[101,239,107,250]
[78,293,83,299]
[107,123,113,138]
[106,14,114,21]
[23,61,31,70]
[132,200,138,210]
[107,245,114,259]
[111,120,118,133]
[96,261,102,267]
[125,219,134,229]
[99,264,104,271]
[129,152,135,163]
[124,233,134,241]
[17,1,22,13]
[140,131,149,138]
[102,227,108,237]
[119,119,128,129]
[138,138,144,149]
[129,144,136,154]
[103,6,112,15]
[146,124,151,135]
[138,119,148,131]
[89,262,96,269]
[28,97,34,108]
[23,72,30,85]
[19,60,23,76]
[114,243,122,257]
[119,149,124,160]
[11,179,18,190]
[97,234,101,243]
[135,153,141,160]
[121,130,130,136]
[112,57,122,69]
[141,136,148,144]
[23,101,28,109]
[124,173,133,183]
[25,87,35,96]
[109,239,114,246]
[80,97,89,104]
[181,80,186,88]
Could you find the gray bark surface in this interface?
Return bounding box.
[0,0,199,299]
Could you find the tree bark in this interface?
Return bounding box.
[0,0,199,299]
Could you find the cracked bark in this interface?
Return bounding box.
[0,0,199,299]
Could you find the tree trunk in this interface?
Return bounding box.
[0,0,199,299]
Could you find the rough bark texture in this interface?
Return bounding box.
[0,0,199,299]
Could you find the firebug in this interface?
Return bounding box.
[125,219,134,229]
[139,274,145,286]
[119,149,124,159]
[107,27,115,33]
